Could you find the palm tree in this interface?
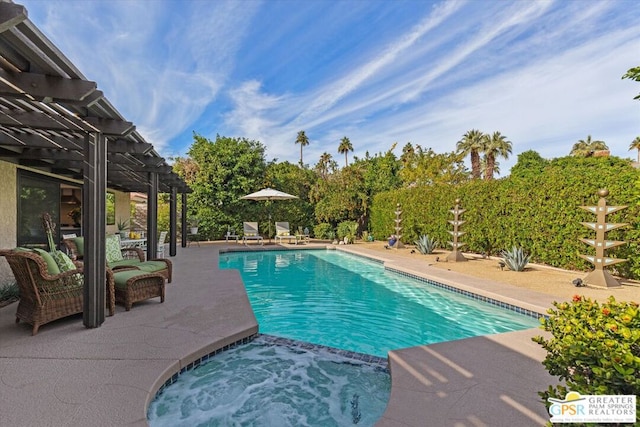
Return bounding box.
[570,135,608,157]
[483,131,512,180]
[456,129,485,179]
[338,136,354,167]
[295,130,309,167]
[315,152,333,179]
[629,136,640,163]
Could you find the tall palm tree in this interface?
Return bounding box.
[295,130,309,167]
[483,131,512,180]
[338,136,354,167]
[456,129,485,179]
[570,135,608,157]
[629,136,640,163]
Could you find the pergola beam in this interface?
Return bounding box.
[0,3,27,34]
[0,69,97,103]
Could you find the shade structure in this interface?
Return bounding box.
[240,188,298,241]
[240,188,299,202]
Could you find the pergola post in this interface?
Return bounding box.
[169,186,177,256]
[181,192,187,248]
[146,172,158,260]
[82,132,107,328]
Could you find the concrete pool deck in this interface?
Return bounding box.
[0,242,563,426]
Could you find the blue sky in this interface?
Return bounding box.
[22,0,640,175]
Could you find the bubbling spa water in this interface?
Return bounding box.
[148,336,390,426]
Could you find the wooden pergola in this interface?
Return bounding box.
[0,1,191,328]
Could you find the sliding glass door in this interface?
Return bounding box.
[17,172,61,248]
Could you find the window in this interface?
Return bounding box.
[106,192,115,225]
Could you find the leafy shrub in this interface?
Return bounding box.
[532,296,640,417]
[500,246,530,271]
[415,235,438,254]
[337,221,358,243]
[314,223,334,239]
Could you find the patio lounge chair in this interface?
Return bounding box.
[105,235,173,283]
[242,222,264,245]
[275,222,296,244]
[0,248,115,335]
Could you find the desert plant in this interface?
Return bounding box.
[0,280,19,307]
[337,221,358,243]
[532,296,640,417]
[116,217,129,231]
[415,235,438,254]
[501,246,530,271]
[314,223,334,239]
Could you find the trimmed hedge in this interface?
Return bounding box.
[370,156,640,279]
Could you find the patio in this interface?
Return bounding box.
[0,242,559,426]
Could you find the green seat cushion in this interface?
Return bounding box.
[105,235,123,263]
[32,248,61,275]
[113,269,149,290]
[136,261,168,274]
[108,259,142,268]
[73,237,84,257]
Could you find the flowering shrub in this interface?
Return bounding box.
[533,296,640,421]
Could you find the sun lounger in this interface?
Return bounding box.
[275,222,297,244]
[242,222,264,245]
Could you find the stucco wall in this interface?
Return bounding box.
[0,161,17,283]
[107,191,132,235]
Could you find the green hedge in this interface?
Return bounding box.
[370,156,640,278]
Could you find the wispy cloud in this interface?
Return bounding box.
[22,0,640,172]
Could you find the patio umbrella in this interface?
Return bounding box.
[240,188,298,242]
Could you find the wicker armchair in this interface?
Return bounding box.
[0,249,115,335]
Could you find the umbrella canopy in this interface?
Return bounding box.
[240,188,298,201]
[240,188,298,241]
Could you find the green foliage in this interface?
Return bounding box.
[415,235,438,254]
[337,221,358,243]
[311,147,401,232]
[370,156,640,278]
[174,134,267,240]
[399,144,468,186]
[0,280,19,305]
[501,246,530,271]
[264,161,317,234]
[510,150,549,179]
[622,65,640,100]
[314,223,334,239]
[532,296,640,418]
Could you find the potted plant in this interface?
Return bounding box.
[117,218,129,238]
[188,217,199,235]
[68,207,81,227]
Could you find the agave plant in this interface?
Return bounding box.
[0,280,19,307]
[414,235,438,254]
[500,246,531,271]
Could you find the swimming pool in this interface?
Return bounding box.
[219,249,539,357]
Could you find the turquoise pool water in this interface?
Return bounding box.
[219,249,539,357]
